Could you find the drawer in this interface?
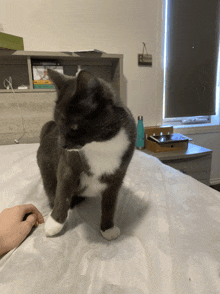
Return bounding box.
[162,154,212,183]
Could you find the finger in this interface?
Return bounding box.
[24,213,38,228]
[20,204,44,224]
[18,214,38,242]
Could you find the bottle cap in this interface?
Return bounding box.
[138,116,143,120]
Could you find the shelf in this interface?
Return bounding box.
[15,50,122,58]
[0,89,56,93]
[0,49,123,145]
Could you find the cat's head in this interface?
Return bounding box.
[47,68,119,151]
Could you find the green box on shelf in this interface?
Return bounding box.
[33,84,54,89]
[0,32,24,50]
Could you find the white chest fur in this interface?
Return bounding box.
[79,128,129,197]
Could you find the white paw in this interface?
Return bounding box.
[101,226,120,241]
[45,215,64,237]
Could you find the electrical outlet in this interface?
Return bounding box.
[138,54,152,66]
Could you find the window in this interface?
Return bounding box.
[163,0,220,126]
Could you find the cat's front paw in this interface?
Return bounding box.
[101,226,120,241]
[45,214,65,237]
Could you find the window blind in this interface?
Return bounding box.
[164,0,220,118]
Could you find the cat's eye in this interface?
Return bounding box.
[71,124,78,131]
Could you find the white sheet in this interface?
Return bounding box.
[0,143,220,293]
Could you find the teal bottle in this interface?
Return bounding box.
[136,116,145,149]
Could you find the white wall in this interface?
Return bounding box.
[1,0,220,183]
[0,0,164,126]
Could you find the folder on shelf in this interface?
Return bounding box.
[32,65,63,89]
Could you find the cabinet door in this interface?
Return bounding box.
[162,154,212,185]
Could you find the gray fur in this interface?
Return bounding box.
[37,69,136,236]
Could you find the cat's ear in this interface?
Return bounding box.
[76,70,99,94]
[47,68,71,91]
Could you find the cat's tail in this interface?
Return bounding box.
[40,120,56,142]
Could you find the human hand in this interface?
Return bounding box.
[0,204,44,256]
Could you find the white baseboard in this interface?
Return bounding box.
[210,178,220,186]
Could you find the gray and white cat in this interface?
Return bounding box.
[37,68,136,240]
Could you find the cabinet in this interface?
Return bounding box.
[0,50,123,145]
[142,143,212,185]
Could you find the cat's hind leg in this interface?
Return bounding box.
[37,155,57,208]
[39,120,56,141]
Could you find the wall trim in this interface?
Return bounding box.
[174,124,220,135]
[210,178,220,186]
